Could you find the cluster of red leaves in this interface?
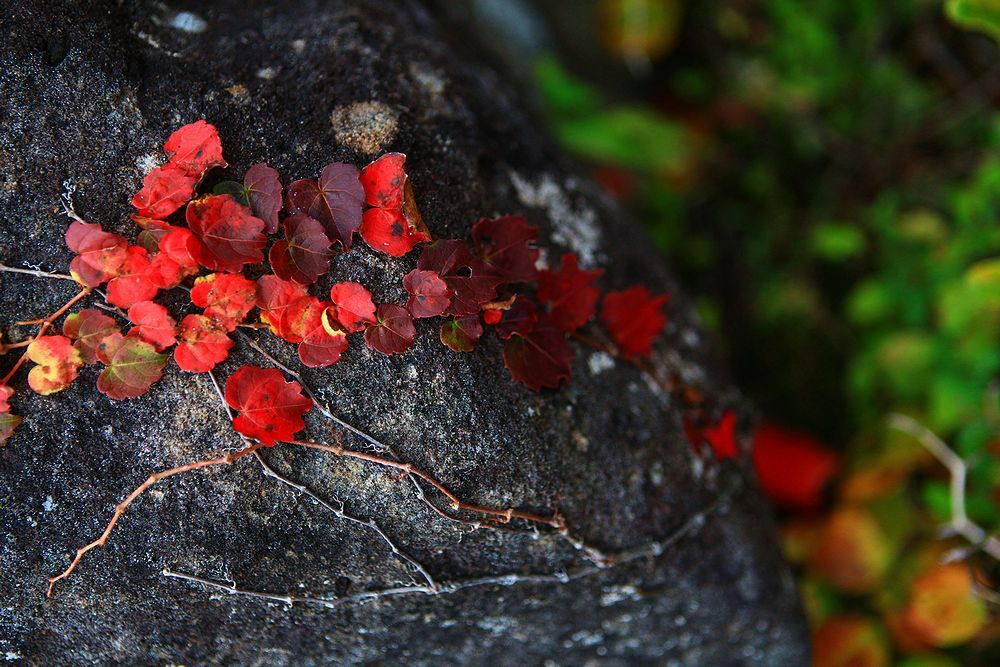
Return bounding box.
[2,120,675,447]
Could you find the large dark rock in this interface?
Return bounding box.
[0,1,809,663]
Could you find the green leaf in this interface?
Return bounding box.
[213,180,251,205]
[810,223,866,261]
[96,334,169,400]
[946,0,1000,43]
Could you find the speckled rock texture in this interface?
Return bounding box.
[0,1,809,664]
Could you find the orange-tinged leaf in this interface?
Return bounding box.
[191,272,257,331]
[131,165,197,219]
[256,275,308,337]
[163,120,227,177]
[65,221,128,287]
[0,385,21,447]
[600,285,669,360]
[813,615,889,667]
[900,563,986,648]
[186,194,266,272]
[26,335,84,395]
[127,301,177,351]
[328,282,377,333]
[63,308,120,364]
[96,333,168,399]
[174,314,233,372]
[810,507,892,594]
[225,366,312,445]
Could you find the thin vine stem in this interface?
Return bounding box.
[2,287,91,385]
[46,441,262,596]
[0,263,77,282]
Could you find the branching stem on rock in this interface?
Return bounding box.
[0,263,76,282]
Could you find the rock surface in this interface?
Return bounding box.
[0,1,809,663]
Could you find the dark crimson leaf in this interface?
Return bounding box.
[106,246,159,308]
[256,275,308,337]
[537,253,603,332]
[63,308,120,363]
[471,215,539,284]
[364,304,416,355]
[127,300,177,351]
[26,335,84,395]
[245,162,283,234]
[403,269,451,318]
[163,120,227,177]
[328,282,377,333]
[600,285,669,361]
[297,307,349,368]
[186,194,267,272]
[502,321,572,392]
[96,333,169,400]
[65,221,128,287]
[440,315,484,353]
[131,165,197,220]
[191,272,257,332]
[174,314,233,372]
[269,214,333,285]
[225,366,312,446]
[417,240,501,316]
[286,163,363,250]
[496,297,539,339]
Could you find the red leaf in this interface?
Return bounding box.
[174,314,233,372]
[471,215,539,284]
[298,308,349,368]
[364,304,416,355]
[63,308,120,363]
[186,194,267,272]
[701,410,739,459]
[269,214,333,285]
[25,335,84,395]
[273,295,325,344]
[361,153,408,208]
[244,162,283,234]
[496,297,539,340]
[191,272,257,332]
[328,282,377,333]
[440,315,484,352]
[65,221,128,287]
[225,366,312,445]
[286,163,364,250]
[538,253,603,332]
[360,208,431,257]
[163,120,227,177]
[106,246,159,309]
[482,309,502,326]
[131,165,197,220]
[0,385,19,447]
[127,301,178,351]
[502,321,572,392]
[256,275,308,337]
[96,333,169,399]
[752,423,840,510]
[158,227,205,275]
[404,269,451,318]
[600,285,669,361]
[417,240,501,316]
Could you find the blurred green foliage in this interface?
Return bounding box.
[535,0,1000,662]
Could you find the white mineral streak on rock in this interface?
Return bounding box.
[510,172,603,266]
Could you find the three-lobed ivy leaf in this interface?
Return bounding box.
[495,296,540,340]
[191,272,257,332]
[0,385,20,447]
[502,321,572,392]
[131,166,197,220]
[404,269,451,318]
[106,246,159,308]
[440,315,484,352]
[173,314,234,372]
[269,214,333,285]
[256,275,308,337]
[225,366,312,445]
[186,194,267,272]
[127,301,178,351]
[359,153,431,256]
[537,252,603,332]
[600,285,669,361]
[286,163,364,251]
[417,240,501,316]
[328,282,377,333]
[245,162,283,234]
[63,308,120,363]
[298,307,349,368]
[364,304,416,355]
[163,120,227,177]
[471,215,539,284]
[96,333,169,400]
[65,221,129,287]
[25,335,84,395]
